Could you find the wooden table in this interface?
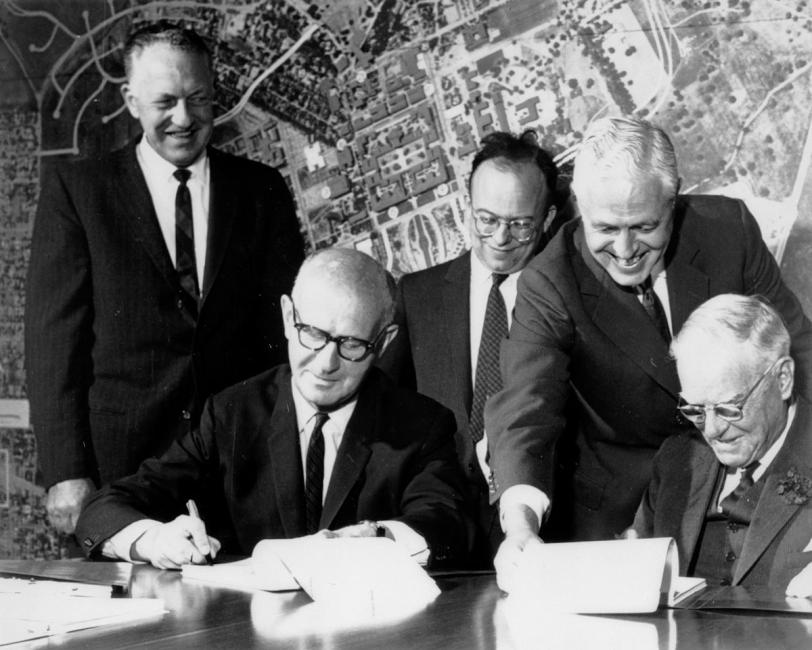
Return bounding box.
[15,566,812,649]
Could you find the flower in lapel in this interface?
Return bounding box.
[776,467,812,505]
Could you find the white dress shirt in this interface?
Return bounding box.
[500,267,673,532]
[136,137,210,287]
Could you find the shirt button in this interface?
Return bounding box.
[181,410,191,420]
[726,551,736,562]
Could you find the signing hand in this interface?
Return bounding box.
[46,478,96,534]
[131,515,221,570]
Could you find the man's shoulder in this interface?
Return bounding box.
[523,219,581,279]
[209,147,283,180]
[654,430,709,471]
[400,252,468,289]
[209,365,289,409]
[365,367,454,426]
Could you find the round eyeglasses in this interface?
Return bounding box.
[472,213,537,243]
[677,359,781,424]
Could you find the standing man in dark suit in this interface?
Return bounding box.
[379,132,560,566]
[25,22,304,534]
[75,249,470,569]
[631,294,812,594]
[488,117,812,591]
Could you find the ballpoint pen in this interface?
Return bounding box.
[185,499,214,565]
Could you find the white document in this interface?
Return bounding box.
[0,595,165,645]
[254,536,440,611]
[182,556,298,592]
[509,537,705,614]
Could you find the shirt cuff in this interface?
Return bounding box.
[499,485,550,534]
[378,520,430,566]
[100,519,162,562]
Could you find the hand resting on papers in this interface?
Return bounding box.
[131,515,222,569]
[494,503,544,593]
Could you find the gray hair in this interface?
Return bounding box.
[671,294,790,368]
[571,116,679,200]
[292,248,396,327]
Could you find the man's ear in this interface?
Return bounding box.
[280,295,294,340]
[777,356,795,400]
[542,204,557,232]
[376,324,399,356]
[120,83,140,119]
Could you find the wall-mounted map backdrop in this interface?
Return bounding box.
[1,0,811,557]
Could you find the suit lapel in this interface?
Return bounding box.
[443,253,473,411]
[320,383,374,528]
[113,142,179,293]
[662,200,711,333]
[201,148,237,305]
[266,375,307,536]
[575,228,679,397]
[734,402,812,583]
[681,443,722,569]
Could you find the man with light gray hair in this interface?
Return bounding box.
[486,116,812,591]
[630,294,812,594]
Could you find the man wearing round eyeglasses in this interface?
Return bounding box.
[629,294,812,595]
[379,131,562,567]
[75,249,471,569]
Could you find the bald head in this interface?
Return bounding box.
[292,248,396,330]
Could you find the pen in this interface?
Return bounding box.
[185,499,214,565]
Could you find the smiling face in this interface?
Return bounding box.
[122,43,214,167]
[577,174,674,287]
[468,159,551,275]
[676,338,793,468]
[282,278,385,411]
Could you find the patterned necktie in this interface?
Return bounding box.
[470,273,509,443]
[719,462,759,524]
[305,412,329,534]
[174,168,199,306]
[637,277,670,342]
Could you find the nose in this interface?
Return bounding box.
[613,230,636,259]
[701,409,730,441]
[492,220,512,245]
[313,341,341,374]
[170,100,192,127]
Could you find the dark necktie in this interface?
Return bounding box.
[637,277,670,342]
[719,462,759,524]
[174,168,199,305]
[470,273,509,444]
[305,412,329,534]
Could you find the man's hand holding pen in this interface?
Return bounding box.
[130,511,221,570]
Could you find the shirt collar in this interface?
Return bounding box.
[290,378,358,436]
[136,135,208,182]
[469,249,522,286]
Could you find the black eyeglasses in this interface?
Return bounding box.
[291,301,387,362]
[472,213,537,243]
[677,359,781,424]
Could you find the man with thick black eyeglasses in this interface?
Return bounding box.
[75,249,471,569]
[628,294,812,596]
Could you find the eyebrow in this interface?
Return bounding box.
[474,208,536,220]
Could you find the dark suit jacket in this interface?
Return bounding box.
[379,251,502,566]
[633,397,812,589]
[75,366,471,567]
[25,139,305,487]
[486,195,812,541]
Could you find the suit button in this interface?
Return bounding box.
[720,578,731,586]
[725,551,736,562]
[177,299,184,309]
[727,522,739,532]
[181,410,191,420]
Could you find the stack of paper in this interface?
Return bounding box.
[508,537,706,614]
[0,594,165,646]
